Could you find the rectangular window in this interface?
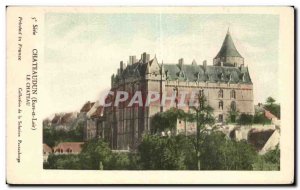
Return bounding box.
[218,114,223,122]
[219,101,223,110]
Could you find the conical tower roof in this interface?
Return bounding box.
[215,29,243,58]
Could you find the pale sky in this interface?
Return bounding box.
[43,13,279,118]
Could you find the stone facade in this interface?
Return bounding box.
[102,31,254,150]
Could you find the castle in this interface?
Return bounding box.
[84,30,254,150]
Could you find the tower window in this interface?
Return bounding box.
[218,114,223,122]
[218,89,223,98]
[219,101,223,110]
[231,101,236,112]
[199,89,204,97]
[230,90,236,99]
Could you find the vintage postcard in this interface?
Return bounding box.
[6,7,294,184]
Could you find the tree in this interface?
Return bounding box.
[200,132,257,170]
[264,97,280,119]
[226,109,240,124]
[43,127,56,147]
[188,95,215,170]
[79,139,112,170]
[44,154,81,169]
[253,145,280,170]
[138,135,195,170]
[266,97,276,106]
[151,108,186,134]
[237,114,254,125]
[43,122,84,148]
[253,113,271,124]
[106,152,130,170]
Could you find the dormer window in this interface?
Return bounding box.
[178,71,185,78]
[197,72,201,81]
[229,74,233,81]
[220,73,225,81]
[242,73,247,82]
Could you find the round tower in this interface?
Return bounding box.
[213,29,244,67]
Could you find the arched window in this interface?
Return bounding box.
[218,89,223,98]
[231,101,236,112]
[219,101,223,110]
[230,90,236,99]
[199,89,204,97]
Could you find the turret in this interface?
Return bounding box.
[213,29,244,67]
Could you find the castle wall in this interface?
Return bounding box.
[106,75,254,150]
[163,81,254,120]
[104,46,253,150]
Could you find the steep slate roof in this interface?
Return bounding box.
[115,58,251,84]
[215,30,243,58]
[118,60,147,80]
[114,37,250,85]
[163,64,252,84]
[80,101,95,113]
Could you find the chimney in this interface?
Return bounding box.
[141,52,150,63]
[129,56,136,65]
[178,58,184,69]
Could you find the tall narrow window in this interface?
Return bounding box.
[231,101,236,112]
[218,89,223,98]
[230,90,236,99]
[219,100,223,110]
[199,101,203,109]
[199,89,204,97]
[218,114,223,122]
